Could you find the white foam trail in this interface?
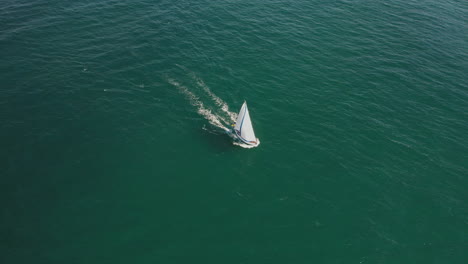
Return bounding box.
[193,76,238,123]
[168,78,229,131]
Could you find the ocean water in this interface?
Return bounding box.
[1,0,467,263]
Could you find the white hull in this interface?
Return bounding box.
[233,128,259,147]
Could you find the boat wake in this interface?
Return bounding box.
[193,76,237,123]
[167,70,259,149]
[167,78,229,132]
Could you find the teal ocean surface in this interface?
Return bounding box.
[1,0,467,263]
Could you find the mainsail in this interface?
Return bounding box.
[234,101,257,143]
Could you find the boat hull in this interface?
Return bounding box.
[233,129,259,146]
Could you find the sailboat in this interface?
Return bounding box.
[233,101,260,147]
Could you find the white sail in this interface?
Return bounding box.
[234,102,257,143]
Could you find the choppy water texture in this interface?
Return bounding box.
[1,0,467,263]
